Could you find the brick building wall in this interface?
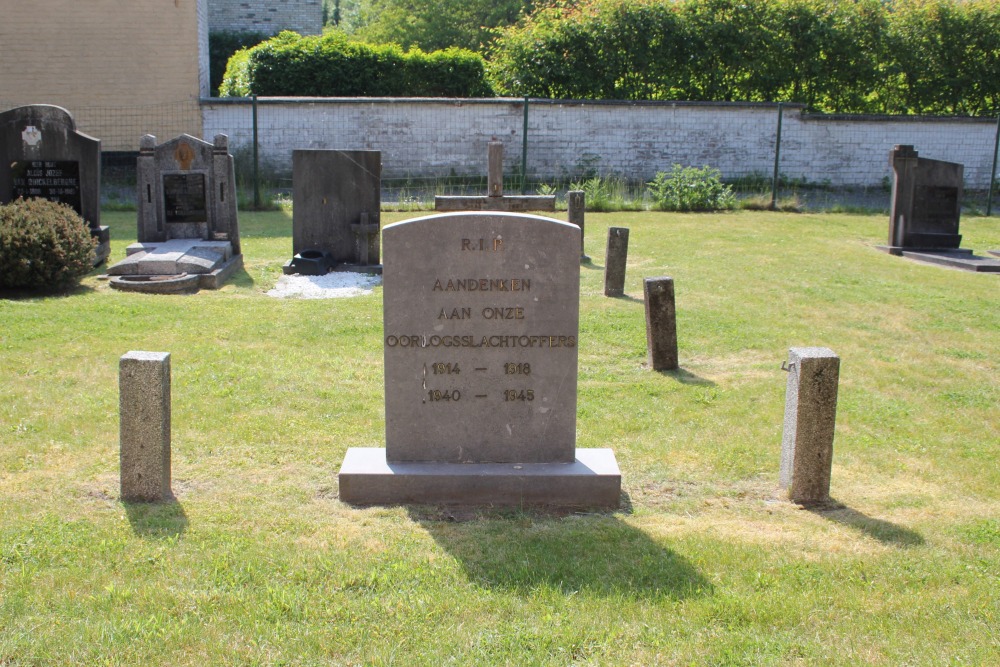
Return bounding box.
[208,0,323,35]
[201,98,997,188]
[0,0,208,152]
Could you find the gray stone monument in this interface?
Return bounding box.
[780,347,839,505]
[339,211,620,507]
[880,145,1000,272]
[644,277,678,371]
[284,149,382,275]
[604,227,629,297]
[567,190,589,262]
[0,104,109,265]
[435,141,556,212]
[106,134,244,291]
[120,351,171,502]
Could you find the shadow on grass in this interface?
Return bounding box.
[656,367,716,386]
[0,282,97,301]
[123,497,189,538]
[809,500,924,547]
[606,293,644,304]
[409,506,712,600]
[227,266,256,289]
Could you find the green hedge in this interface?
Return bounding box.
[488,0,1000,115]
[210,31,270,97]
[0,199,95,291]
[220,31,494,98]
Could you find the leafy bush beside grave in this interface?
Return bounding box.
[0,198,95,290]
[210,30,270,97]
[648,165,737,212]
[219,31,494,97]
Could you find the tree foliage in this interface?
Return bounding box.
[220,31,493,97]
[350,0,535,52]
[489,0,1000,115]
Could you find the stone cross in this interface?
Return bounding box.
[351,211,380,266]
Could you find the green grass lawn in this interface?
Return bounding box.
[1,209,998,665]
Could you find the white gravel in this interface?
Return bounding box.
[266,272,381,299]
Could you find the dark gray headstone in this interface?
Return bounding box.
[289,149,381,271]
[888,145,963,251]
[137,134,240,255]
[338,211,620,508]
[0,104,108,264]
[568,190,588,261]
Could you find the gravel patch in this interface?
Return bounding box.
[267,272,381,299]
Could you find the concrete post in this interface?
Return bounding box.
[604,227,629,297]
[568,190,589,261]
[780,347,840,504]
[119,351,171,502]
[644,277,678,370]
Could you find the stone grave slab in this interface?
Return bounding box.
[0,104,109,264]
[107,239,241,290]
[286,150,381,275]
[339,211,620,508]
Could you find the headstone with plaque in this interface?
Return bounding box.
[338,211,621,508]
[880,145,1000,272]
[0,104,110,264]
[106,134,244,291]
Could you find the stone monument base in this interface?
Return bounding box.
[91,226,111,266]
[878,246,1000,272]
[106,239,243,289]
[339,447,621,509]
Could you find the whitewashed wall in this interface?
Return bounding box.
[201,98,998,187]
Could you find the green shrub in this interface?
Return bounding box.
[219,31,494,98]
[0,198,95,290]
[647,165,736,212]
[210,30,270,96]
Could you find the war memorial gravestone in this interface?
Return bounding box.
[0,104,110,265]
[339,212,621,507]
[106,134,243,292]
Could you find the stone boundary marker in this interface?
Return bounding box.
[119,351,172,502]
[339,211,620,508]
[604,227,629,296]
[567,190,589,262]
[644,277,678,371]
[780,347,839,504]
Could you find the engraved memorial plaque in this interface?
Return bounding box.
[382,212,580,464]
[913,185,959,234]
[10,160,82,214]
[163,173,208,224]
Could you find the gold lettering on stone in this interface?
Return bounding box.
[432,278,530,292]
[438,307,472,320]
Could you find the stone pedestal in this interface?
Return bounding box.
[644,277,678,371]
[119,351,171,502]
[780,347,839,504]
[604,227,629,297]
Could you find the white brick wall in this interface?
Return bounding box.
[202,98,998,188]
[209,0,323,35]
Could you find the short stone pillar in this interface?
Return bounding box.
[780,347,840,504]
[119,351,172,502]
[604,227,629,297]
[488,141,504,197]
[568,190,589,261]
[644,277,678,370]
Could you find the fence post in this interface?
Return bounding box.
[521,97,529,195]
[770,102,783,210]
[988,113,1000,217]
[252,94,261,210]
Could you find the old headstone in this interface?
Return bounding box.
[285,149,382,275]
[120,351,172,502]
[0,104,110,264]
[567,190,589,262]
[106,134,243,291]
[435,141,556,212]
[339,211,620,507]
[604,227,629,297]
[780,347,839,505]
[644,277,678,371]
[881,145,1000,272]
